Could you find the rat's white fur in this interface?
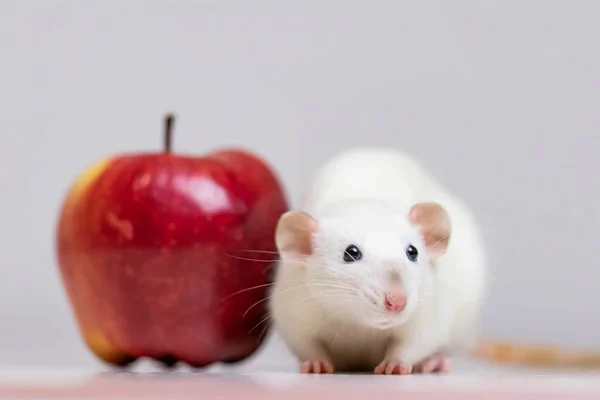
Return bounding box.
[269,148,487,372]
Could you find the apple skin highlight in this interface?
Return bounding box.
[56,148,289,368]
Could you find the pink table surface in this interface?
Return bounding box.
[1,363,599,400]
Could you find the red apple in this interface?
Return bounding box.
[55,114,289,368]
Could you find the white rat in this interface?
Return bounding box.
[268,147,488,374]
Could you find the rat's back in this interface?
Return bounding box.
[302,147,449,215]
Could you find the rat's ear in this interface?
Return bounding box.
[275,210,318,264]
[409,202,451,259]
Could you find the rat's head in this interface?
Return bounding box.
[275,201,451,329]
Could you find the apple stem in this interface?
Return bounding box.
[164,113,174,153]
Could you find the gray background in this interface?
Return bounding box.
[1,1,598,369]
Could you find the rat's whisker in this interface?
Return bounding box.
[233,249,281,255]
[300,292,359,303]
[297,282,362,293]
[234,281,363,311]
[316,284,362,294]
[258,317,274,340]
[429,235,449,256]
[278,291,359,309]
[225,254,280,262]
[311,307,350,337]
[220,278,311,303]
[249,313,274,334]
[243,296,273,317]
[225,252,306,265]
[221,283,280,302]
[240,281,358,318]
[262,264,276,274]
[267,295,327,316]
[332,318,351,346]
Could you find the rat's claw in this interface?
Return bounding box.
[374,358,412,375]
[413,355,451,374]
[437,357,451,373]
[300,359,334,374]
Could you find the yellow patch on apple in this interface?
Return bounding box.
[83,329,133,366]
[68,158,112,199]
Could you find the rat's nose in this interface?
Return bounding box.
[384,292,407,312]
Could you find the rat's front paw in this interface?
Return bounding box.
[413,355,451,374]
[374,358,413,375]
[300,359,334,374]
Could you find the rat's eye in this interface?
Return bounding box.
[344,245,362,262]
[406,245,418,262]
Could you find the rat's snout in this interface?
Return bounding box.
[381,263,408,313]
[384,291,407,313]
